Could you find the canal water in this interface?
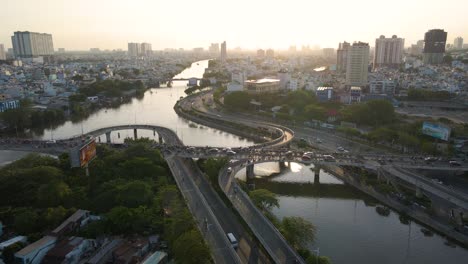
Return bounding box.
[235,162,468,264]
[37,59,254,147]
[0,60,253,164]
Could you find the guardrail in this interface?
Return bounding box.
[218,161,305,264]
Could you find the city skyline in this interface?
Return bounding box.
[1,0,468,51]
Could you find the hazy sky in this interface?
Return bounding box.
[1,0,467,51]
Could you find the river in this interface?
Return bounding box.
[235,162,468,264]
[2,60,467,263]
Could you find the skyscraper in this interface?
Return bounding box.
[337,41,350,72]
[0,44,6,60]
[454,37,464,50]
[128,43,141,57]
[220,41,227,63]
[257,49,265,58]
[423,29,447,64]
[345,42,369,87]
[209,43,219,54]
[141,43,152,56]
[373,35,404,69]
[11,31,54,58]
[266,49,274,58]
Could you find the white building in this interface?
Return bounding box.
[266,49,274,58]
[346,42,369,87]
[227,71,245,92]
[370,80,396,95]
[11,31,54,58]
[288,78,299,91]
[128,43,141,57]
[220,41,227,63]
[374,35,404,69]
[209,43,219,54]
[15,236,57,264]
[278,69,291,90]
[0,44,6,60]
[141,43,152,56]
[454,37,464,50]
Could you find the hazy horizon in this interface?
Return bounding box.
[1,0,467,51]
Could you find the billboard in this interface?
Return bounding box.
[70,139,97,168]
[422,122,451,141]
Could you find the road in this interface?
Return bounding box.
[161,130,272,264]
[166,156,241,264]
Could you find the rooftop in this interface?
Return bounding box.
[245,78,280,84]
[52,209,89,235]
[15,236,57,257]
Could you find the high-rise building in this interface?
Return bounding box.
[373,35,404,69]
[209,43,219,54]
[266,49,274,58]
[257,49,265,58]
[141,43,152,56]
[337,41,350,72]
[0,44,6,60]
[409,40,424,56]
[423,29,447,64]
[322,48,335,58]
[128,43,141,57]
[220,41,227,63]
[454,37,464,50]
[11,31,54,58]
[345,42,369,87]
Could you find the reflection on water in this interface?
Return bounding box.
[237,162,468,264]
[37,60,254,148]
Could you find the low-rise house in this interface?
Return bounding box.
[112,238,150,264]
[14,236,57,264]
[0,236,27,251]
[52,210,90,237]
[42,237,92,264]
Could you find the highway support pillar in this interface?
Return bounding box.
[105,132,111,143]
[159,135,163,144]
[415,187,422,198]
[134,129,138,139]
[246,163,255,180]
[314,165,320,184]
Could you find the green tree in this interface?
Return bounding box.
[249,189,279,211]
[37,181,72,208]
[172,230,212,264]
[116,180,154,208]
[224,91,251,110]
[14,210,39,235]
[280,216,316,249]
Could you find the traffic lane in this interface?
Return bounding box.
[178,158,271,264]
[168,157,241,264]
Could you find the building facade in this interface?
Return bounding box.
[266,49,274,58]
[220,41,227,63]
[11,31,54,58]
[209,43,219,54]
[141,43,152,56]
[345,42,369,87]
[337,41,350,72]
[423,29,447,64]
[0,44,6,60]
[128,43,141,57]
[349,86,362,104]
[257,49,265,58]
[454,37,464,50]
[369,80,396,95]
[244,79,280,93]
[373,35,404,69]
[316,87,334,102]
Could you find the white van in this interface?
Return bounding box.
[227,233,238,249]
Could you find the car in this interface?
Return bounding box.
[323,155,335,161]
[285,150,294,158]
[208,148,219,154]
[227,167,232,173]
[337,146,345,152]
[424,157,437,163]
[227,233,238,249]
[301,154,312,161]
[226,150,236,156]
[449,160,461,166]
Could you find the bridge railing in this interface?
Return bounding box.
[218,161,305,264]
